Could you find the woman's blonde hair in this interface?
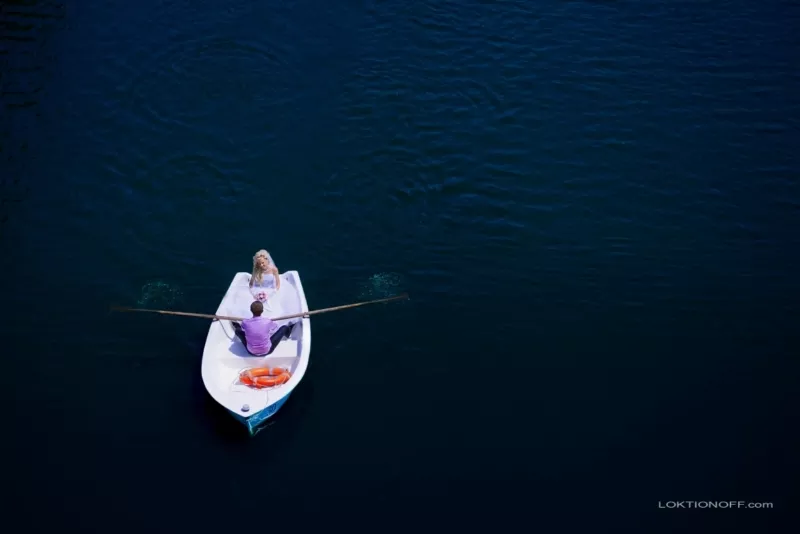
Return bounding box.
[251,249,273,285]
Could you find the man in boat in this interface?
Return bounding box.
[231,301,295,356]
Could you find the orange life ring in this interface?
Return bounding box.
[240,367,291,388]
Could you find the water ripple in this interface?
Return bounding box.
[117,35,298,141]
[0,0,64,234]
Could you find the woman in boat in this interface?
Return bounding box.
[250,249,281,292]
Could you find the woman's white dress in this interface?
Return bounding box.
[248,255,280,310]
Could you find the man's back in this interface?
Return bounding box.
[241,316,277,355]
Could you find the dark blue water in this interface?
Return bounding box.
[3,1,798,531]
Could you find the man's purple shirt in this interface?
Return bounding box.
[241,316,278,355]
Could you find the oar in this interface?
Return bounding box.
[110,293,409,322]
[109,307,246,321]
[270,293,409,321]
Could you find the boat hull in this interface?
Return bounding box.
[228,393,291,436]
[201,270,311,436]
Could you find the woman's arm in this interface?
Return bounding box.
[269,264,281,290]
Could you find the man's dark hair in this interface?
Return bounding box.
[250,301,264,316]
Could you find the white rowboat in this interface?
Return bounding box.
[201,271,311,435]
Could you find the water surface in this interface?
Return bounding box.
[3,1,798,531]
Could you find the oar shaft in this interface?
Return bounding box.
[269,293,408,321]
[111,293,408,323]
[111,307,245,321]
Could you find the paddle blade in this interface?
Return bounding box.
[357,272,407,300]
